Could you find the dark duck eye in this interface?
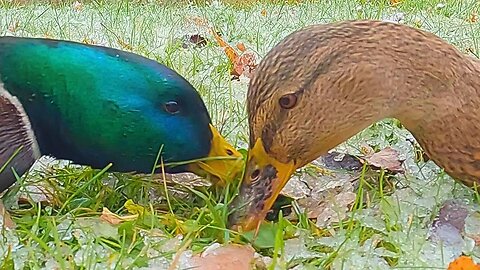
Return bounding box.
[279,93,297,109]
[164,101,180,114]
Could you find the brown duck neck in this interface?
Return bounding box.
[324,24,480,184]
[301,21,480,180]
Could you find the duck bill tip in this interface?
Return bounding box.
[228,139,295,231]
[188,124,244,185]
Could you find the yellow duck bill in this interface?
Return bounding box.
[187,124,244,185]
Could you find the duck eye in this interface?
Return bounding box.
[279,93,297,109]
[164,101,180,114]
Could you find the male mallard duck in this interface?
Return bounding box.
[0,36,243,193]
[228,20,480,231]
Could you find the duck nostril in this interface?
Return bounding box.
[251,169,260,180]
[226,149,234,156]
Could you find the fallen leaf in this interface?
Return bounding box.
[18,183,55,205]
[469,13,478,23]
[233,52,257,78]
[433,200,468,232]
[210,29,239,63]
[363,147,405,173]
[428,200,468,246]
[0,201,15,229]
[125,199,145,215]
[182,34,208,48]
[448,256,480,270]
[187,16,208,27]
[390,0,401,5]
[72,1,83,11]
[464,211,480,246]
[315,191,357,227]
[160,234,182,253]
[15,156,71,207]
[100,207,138,225]
[178,244,256,270]
[279,151,361,223]
[8,21,19,33]
[43,32,54,39]
[261,9,267,16]
[321,151,363,171]
[360,144,375,156]
[236,42,246,52]
[117,39,133,51]
[209,28,257,79]
[82,37,96,45]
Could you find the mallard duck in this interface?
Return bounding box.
[0,36,243,193]
[228,20,480,231]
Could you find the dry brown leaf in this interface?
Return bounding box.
[364,147,405,173]
[82,37,96,45]
[360,144,375,156]
[43,32,54,39]
[210,28,238,62]
[432,200,468,232]
[448,256,480,270]
[187,16,208,27]
[100,207,138,225]
[8,21,20,33]
[210,28,257,78]
[469,13,478,23]
[428,200,467,246]
[72,1,83,11]
[0,201,15,229]
[236,42,246,52]
[117,39,133,51]
[233,52,257,78]
[18,184,55,205]
[261,9,267,16]
[181,244,256,270]
[320,151,363,171]
[390,0,401,5]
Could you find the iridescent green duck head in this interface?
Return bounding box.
[0,36,243,192]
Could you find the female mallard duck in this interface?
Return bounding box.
[229,20,480,231]
[0,36,243,193]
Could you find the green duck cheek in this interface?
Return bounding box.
[58,100,212,174]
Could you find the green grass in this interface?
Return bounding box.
[2,0,480,269]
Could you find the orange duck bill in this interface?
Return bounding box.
[228,139,296,231]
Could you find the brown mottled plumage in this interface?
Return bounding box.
[229,20,480,231]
